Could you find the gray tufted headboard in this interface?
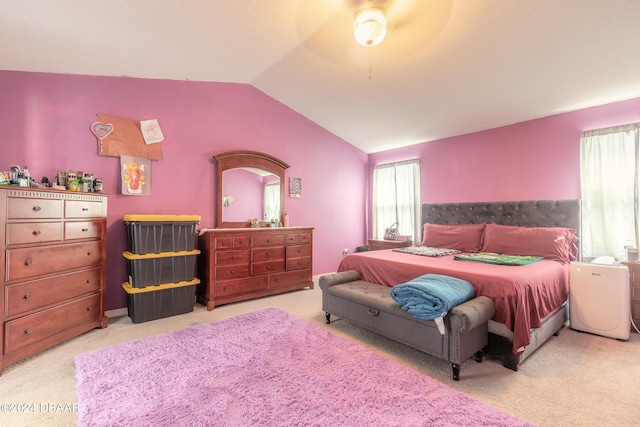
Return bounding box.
[422,199,581,240]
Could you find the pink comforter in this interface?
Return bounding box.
[338,250,569,355]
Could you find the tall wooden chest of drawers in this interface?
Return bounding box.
[197,227,313,310]
[0,187,108,374]
[622,262,640,331]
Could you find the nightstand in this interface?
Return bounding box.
[367,239,412,251]
[621,262,640,331]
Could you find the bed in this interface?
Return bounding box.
[338,199,580,370]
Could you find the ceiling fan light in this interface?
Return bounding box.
[353,3,387,47]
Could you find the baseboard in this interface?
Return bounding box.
[105,308,128,318]
[106,278,325,319]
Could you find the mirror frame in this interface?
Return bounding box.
[214,150,290,228]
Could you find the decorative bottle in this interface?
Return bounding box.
[282,211,289,227]
[23,166,30,186]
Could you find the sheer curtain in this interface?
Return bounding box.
[372,159,421,243]
[263,183,280,222]
[580,123,639,259]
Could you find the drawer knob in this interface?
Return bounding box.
[25,329,32,334]
[87,306,93,311]
[82,228,89,232]
[86,279,93,284]
[32,206,41,212]
[87,251,93,256]
[82,207,89,211]
[33,230,41,236]
[230,269,235,274]
[24,294,32,300]
[25,259,32,266]
[267,265,272,270]
[266,251,271,256]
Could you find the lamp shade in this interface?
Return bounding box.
[353,3,387,47]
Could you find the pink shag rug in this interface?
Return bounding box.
[75,308,533,427]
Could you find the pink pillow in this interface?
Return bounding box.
[421,223,486,252]
[481,223,579,262]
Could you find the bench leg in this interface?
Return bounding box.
[451,363,460,381]
[475,350,483,363]
[325,312,331,324]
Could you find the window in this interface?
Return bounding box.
[580,123,639,259]
[372,159,421,243]
[263,183,280,222]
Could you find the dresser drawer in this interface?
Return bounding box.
[6,268,101,318]
[215,235,249,250]
[215,264,250,280]
[7,197,63,220]
[4,293,101,355]
[296,233,312,244]
[6,222,62,245]
[7,241,102,281]
[252,260,284,275]
[285,232,312,244]
[252,247,285,262]
[215,276,268,297]
[64,220,102,240]
[270,268,311,288]
[214,249,249,265]
[64,200,104,218]
[252,234,285,247]
[286,257,311,270]
[286,244,311,258]
[633,300,640,317]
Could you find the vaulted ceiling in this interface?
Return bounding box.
[3,0,640,153]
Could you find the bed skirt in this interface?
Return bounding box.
[485,302,568,370]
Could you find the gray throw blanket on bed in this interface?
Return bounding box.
[390,274,475,333]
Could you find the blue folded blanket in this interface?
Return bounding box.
[390,274,475,321]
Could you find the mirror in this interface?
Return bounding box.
[214,150,289,228]
[221,168,280,222]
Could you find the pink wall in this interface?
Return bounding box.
[368,97,640,240]
[3,70,640,311]
[0,71,369,310]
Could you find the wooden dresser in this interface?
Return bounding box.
[197,227,313,310]
[368,239,412,251]
[622,262,640,331]
[0,187,108,374]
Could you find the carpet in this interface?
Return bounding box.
[75,308,533,427]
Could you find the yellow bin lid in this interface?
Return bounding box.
[122,249,200,260]
[123,214,201,222]
[122,278,201,294]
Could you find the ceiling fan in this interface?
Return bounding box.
[294,0,453,66]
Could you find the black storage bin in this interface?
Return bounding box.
[123,250,200,288]
[123,214,200,254]
[123,279,199,323]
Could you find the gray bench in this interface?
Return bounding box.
[320,270,495,381]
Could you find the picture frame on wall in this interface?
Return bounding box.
[289,177,301,198]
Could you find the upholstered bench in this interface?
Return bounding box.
[319,270,495,381]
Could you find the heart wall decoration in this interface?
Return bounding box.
[90,122,114,140]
